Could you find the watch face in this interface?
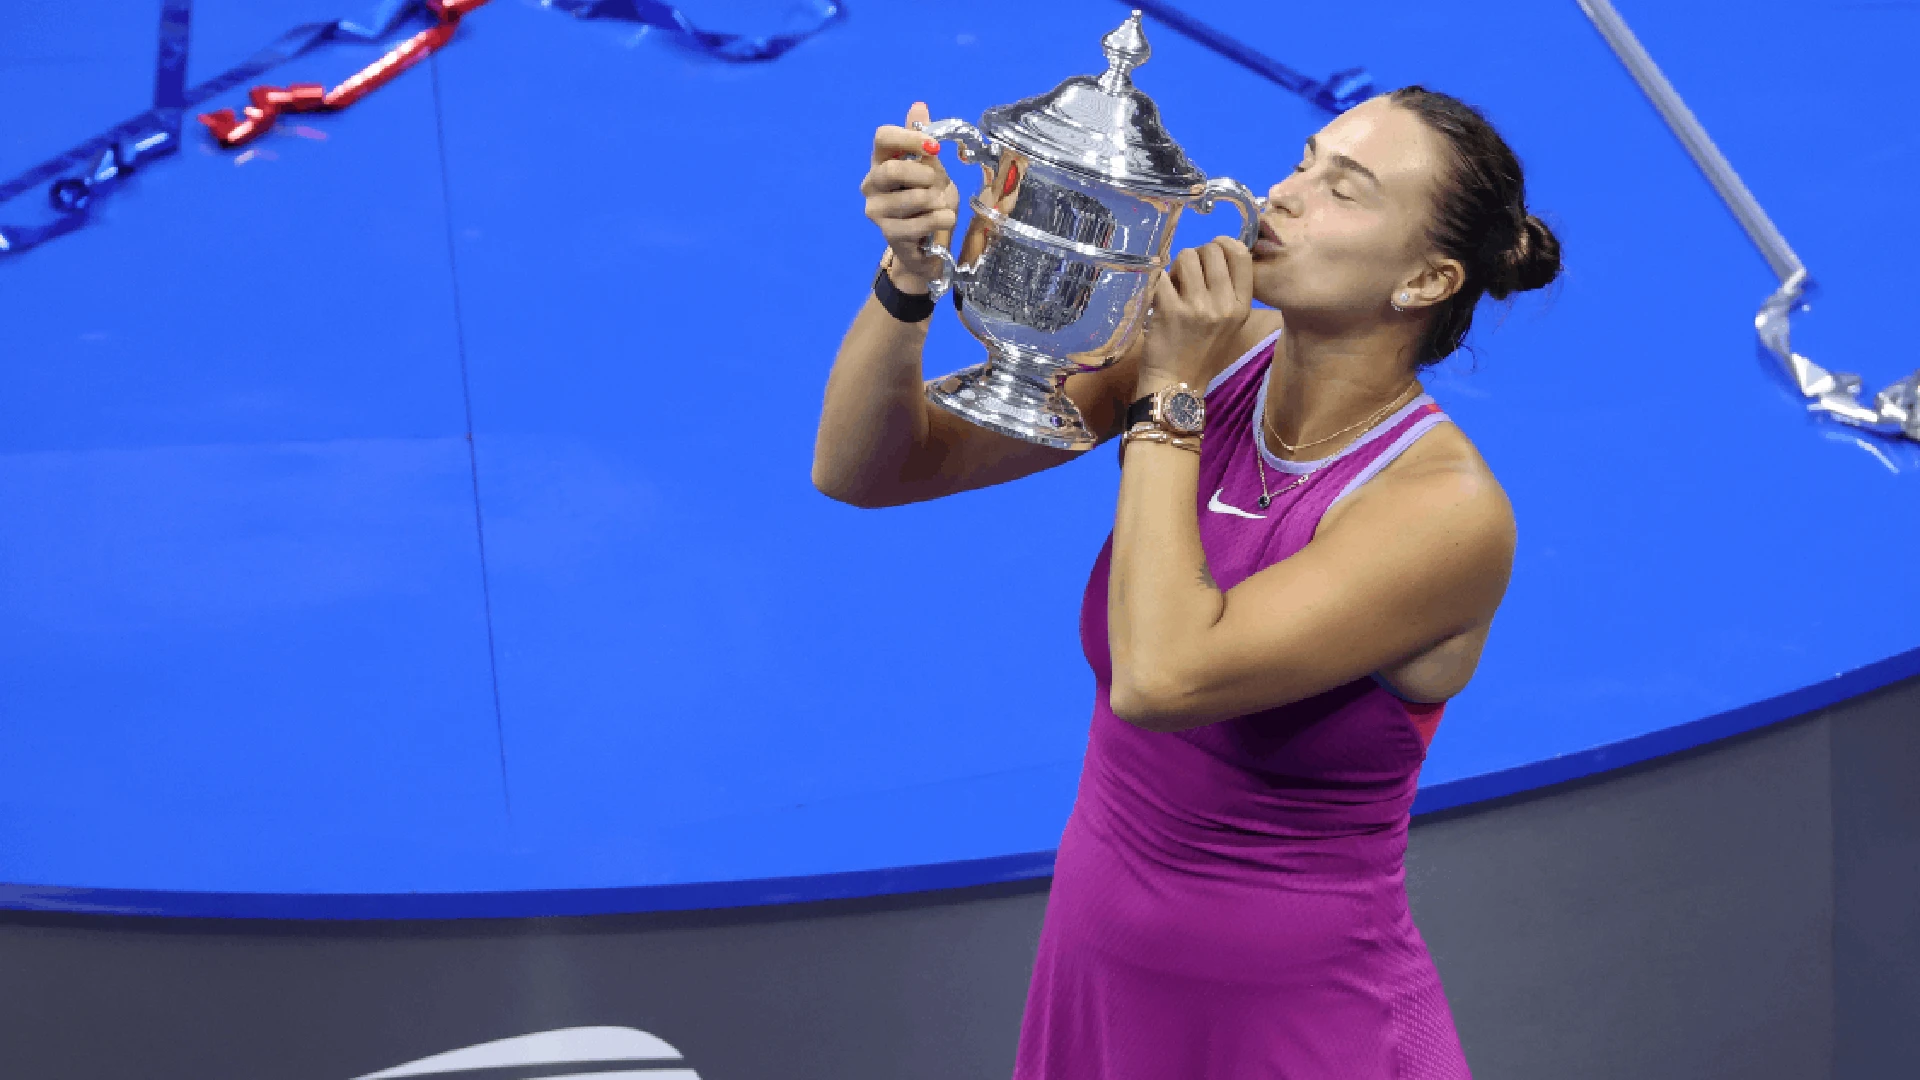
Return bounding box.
[1164,391,1205,434]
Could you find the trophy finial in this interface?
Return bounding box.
[1097,10,1150,93]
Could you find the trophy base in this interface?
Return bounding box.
[925,354,1099,451]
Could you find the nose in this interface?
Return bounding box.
[1265,178,1300,216]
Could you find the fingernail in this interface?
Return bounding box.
[1001,164,1019,196]
[923,140,940,155]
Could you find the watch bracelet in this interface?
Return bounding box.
[1121,424,1202,453]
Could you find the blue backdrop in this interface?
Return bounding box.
[1,0,1915,916]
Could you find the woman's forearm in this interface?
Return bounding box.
[1106,433,1226,726]
[811,288,937,506]
[1106,260,1247,724]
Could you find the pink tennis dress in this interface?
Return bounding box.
[1012,328,1472,1080]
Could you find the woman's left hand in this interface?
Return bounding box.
[1139,237,1254,390]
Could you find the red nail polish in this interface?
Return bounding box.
[923,139,940,155]
[1001,163,1020,196]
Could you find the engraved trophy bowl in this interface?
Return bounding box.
[914,9,1261,450]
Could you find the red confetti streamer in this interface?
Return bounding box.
[199,0,489,148]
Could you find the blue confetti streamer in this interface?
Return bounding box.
[543,0,844,62]
[0,0,429,257]
[0,0,846,257]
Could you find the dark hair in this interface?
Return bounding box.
[1387,86,1562,366]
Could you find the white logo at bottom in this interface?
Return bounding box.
[351,1026,699,1079]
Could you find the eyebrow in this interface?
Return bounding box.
[1305,135,1381,190]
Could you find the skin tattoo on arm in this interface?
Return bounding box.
[1198,561,1218,590]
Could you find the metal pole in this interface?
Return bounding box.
[1574,0,1803,283]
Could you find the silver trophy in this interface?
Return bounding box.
[915,10,1261,450]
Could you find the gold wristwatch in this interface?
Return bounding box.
[1124,381,1206,436]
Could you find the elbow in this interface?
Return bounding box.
[1108,668,1188,732]
[811,473,861,507]
[811,461,887,509]
[813,456,926,509]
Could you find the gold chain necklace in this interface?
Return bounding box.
[1252,381,1419,510]
[1262,379,1420,455]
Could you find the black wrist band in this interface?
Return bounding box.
[873,266,935,323]
[1125,393,1155,431]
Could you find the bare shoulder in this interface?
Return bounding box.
[1322,417,1512,544]
[1314,418,1516,629]
[1391,422,1507,508]
[1316,417,1514,700]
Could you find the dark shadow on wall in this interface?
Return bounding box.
[1407,674,1918,1080]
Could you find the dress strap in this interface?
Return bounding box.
[1324,401,1452,509]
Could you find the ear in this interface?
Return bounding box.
[1405,258,1465,308]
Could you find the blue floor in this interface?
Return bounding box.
[1,0,1915,914]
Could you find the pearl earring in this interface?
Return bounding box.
[1391,291,1410,312]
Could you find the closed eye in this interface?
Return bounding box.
[1295,162,1352,201]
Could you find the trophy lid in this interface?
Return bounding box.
[979,11,1208,196]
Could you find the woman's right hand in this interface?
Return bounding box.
[863,101,961,294]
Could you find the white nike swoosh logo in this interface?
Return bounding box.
[1207,487,1266,519]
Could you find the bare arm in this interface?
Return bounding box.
[1104,241,1515,728]
[1110,442,1514,729]
[812,103,1136,508]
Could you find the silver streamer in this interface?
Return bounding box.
[1577,0,1920,442]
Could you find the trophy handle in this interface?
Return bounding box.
[1192,177,1263,249]
[910,119,998,302]
[913,118,997,175]
[920,240,963,301]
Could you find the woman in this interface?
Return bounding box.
[814,87,1561,1079]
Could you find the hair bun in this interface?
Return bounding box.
[1490,212,1562,299]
